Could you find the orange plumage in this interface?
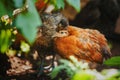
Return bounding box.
[35,0,47,11]
[53,26,111,64]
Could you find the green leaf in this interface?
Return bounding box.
[60,59,71,65]
[13,0,24,8]
[104,56,120,67]
[50,0,65,10]
[71,71,95,80]
[50,65,65,79]
[16,0,42,44]
[0,29,12,53]
[66,0,80,12]
[0,0,15,17]
[50,59,75,79]
[0,30,6,53]
[33,0,38,3]
[0,1,7,17]
[55,0,65,9]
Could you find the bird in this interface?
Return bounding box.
[52,26,112,64]
[32,12,69,77]
[33,12,69,57]
[10,12,69,77]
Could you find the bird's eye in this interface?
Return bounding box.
[60,31,64,34]
[65,32,68,34]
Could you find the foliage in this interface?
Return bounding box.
[50,0,80,12]
[107,73,120,80]
[104,56,120,67]
[0,15,14,53]
[0,0,42,54]
[13,0,24,8]
[50,56,120,80]
[71,71,95,80]
[0,0,15,17]
[66,0,80,12]
[0,29,12,53]
[15,0,41,44]
[101,69,120,80]
[20,41,30,53]
[50,0,65,10]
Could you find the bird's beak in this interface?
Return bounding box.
[52,32,59,38]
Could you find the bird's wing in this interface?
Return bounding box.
[85,29,112,59]
[74,30,105,63]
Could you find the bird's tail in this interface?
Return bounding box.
[101,47,112,60]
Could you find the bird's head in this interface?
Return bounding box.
[56,18,69,32]
[52,30,69,38]
[40,12,69,38]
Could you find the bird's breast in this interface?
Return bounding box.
[54,36,80,58]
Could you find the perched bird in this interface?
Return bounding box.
[53,26,112,64]
[33,12,68,56]
[32,12,69,76]
[11,12,69,77]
